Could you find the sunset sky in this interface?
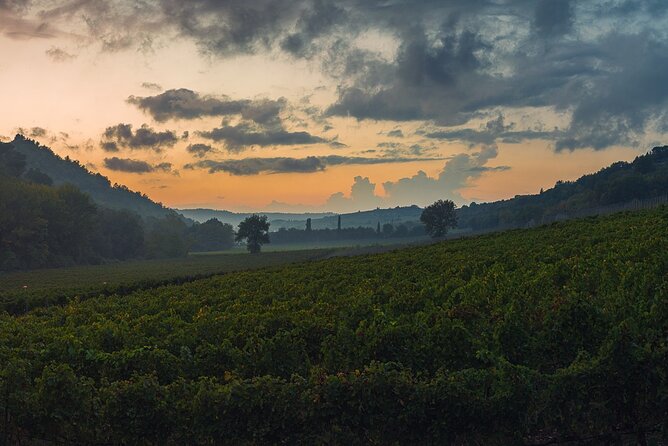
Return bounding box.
[1,0,666,212]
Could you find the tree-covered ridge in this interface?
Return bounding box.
[458,146,668,230]
[10,135,172,219]
[1,207,666,444]
[0,142,235,270]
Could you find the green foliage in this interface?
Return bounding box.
[0,208,667,444]
[188,218,235,252]
[0,142,25,177]
[23,168,52,186]
[420,199,458,237]
[0,144,198,270]
[459,145,668,230]
[10,135,172,219]
[143,214,191,259]
[0,176,98,269]
[236,215,270,254]
[0,249,334,315]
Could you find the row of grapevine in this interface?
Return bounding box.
[1,208,667,444]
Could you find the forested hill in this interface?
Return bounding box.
[458,145,668,231]
[10,135,171,219]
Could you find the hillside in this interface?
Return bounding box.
[10,135,172,219]
[458,145,668,230]
[181,147,668,235]
[1,207,666,444]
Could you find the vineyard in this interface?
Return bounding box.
[0,249,335,315]
[1,208,667,444]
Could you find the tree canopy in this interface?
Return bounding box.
[420,199,458,238]
[236,214,270,254]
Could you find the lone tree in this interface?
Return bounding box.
[420,199,458,238]
[236,215,270,254]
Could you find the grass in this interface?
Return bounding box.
[191,235,431,255]
[0,248,337,314]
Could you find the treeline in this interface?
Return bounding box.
[11,135,173,219]
[0,142,234,270]
[459,145,668,230]
[271,221,425,244]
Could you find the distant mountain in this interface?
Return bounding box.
[178,209,336,227]
[184,146,668,234]
[298,206,423,230]
[11,135,172,219]
[179,206,424,230]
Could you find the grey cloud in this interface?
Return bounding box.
[102,123,178,152]
[101,34,134,52]
[555,33,668,151]
[533,0,574,37]
[197,122,326,152]
[13,0,668,152]
[29,127,47,138]
[376,141,436,158]
[325,176,381,212]
[280,0,347,57]
[104,157,173,174]
[141,82,163,91]
[128,88,286,124]
[329,141,348,149]
[184,154,439,175]
[425,115,562,146]
[327,25,491,125]
[45,46,76,62]
[386,129,404,138]
[186,143,217,158]
[325,144,509,210]
[377,142,402,149]
[101,141,119,152]
[382,146,509,205]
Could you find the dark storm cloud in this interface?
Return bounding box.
[533,0,574,37]
[103,157,172,174]
[17,0,668,151]
[197,122,326,152]
[101,123,178,152]
[553,33,668,151]
[425,115,562,147]
[326,25,492,125]
[185,154,440,175]
[595,0,668,16]
[280,0,347,57]
[128,88,286,124]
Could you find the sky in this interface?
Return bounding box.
[0,0,666,213]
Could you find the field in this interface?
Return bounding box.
[192,234,431,254]
[0,249,336,315]
[1,208,667,444]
